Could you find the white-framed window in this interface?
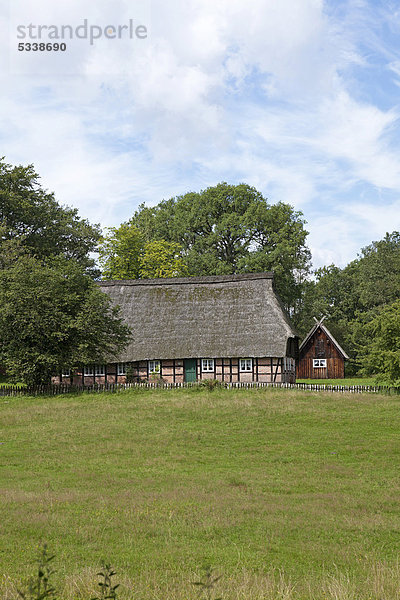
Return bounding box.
[313,359,327,368]
[95,364,105,376]
[117,363,127,375]
[240,358,253,372]
[202,358,215,372]
[84,365,94,376]
[62,369,71,377]
[148,360,160,374]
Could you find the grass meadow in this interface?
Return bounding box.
[1,386,400,599]
[296,377,380,386]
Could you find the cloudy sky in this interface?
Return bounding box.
[2,0,400,268]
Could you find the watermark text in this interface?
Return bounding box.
[16,19,148,46]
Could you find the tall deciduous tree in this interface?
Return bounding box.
[99,223,143,280]
[357,300,400,385]
[0,160,101,273]
[98,224,187,279]
[356,232,400,309]
[140,240,187,279]
[0,253,130,386]
[128,183,311,318]
[0,160,130,384]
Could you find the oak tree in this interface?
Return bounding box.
[121,183,311,318]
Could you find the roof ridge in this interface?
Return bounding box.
[99,272,274,287]
[299,318,349,359]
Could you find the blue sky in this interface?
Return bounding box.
[2,0,400,268]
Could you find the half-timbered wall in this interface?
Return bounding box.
[53,356,296,385]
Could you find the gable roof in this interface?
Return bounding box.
[299,318,349,359]
[99,272,297,362]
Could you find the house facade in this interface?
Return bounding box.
[53,272,299,385]
[296,317,349,379]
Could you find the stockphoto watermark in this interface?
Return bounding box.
[16,18,148,47]
[10,6,150,75]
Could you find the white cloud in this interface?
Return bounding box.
[1,0,400,269]
[313,92,400,189]
[308,214,363,269]
[308,193,400,270]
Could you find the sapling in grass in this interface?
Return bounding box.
[17,544,57,600]
[192,566,222,600]
[91,563,120,600]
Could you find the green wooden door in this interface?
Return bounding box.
[184,359,197,382]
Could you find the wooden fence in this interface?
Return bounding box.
[0,381,397,397]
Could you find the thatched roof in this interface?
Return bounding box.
[99,272,297,361]
[299,318,349,359]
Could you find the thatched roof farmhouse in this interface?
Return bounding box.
[55,272,299,385]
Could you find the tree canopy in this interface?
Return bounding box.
[0,160,101,273]
[0,252,130,385]
[102,183,311,319]
[357,300,400,386]
[98,224,187,280]
[298,231,400,373]
[140,240,187,279]
[0,160,130,385]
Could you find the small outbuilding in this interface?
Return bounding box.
[54,272,299,385]
[296,317,349,379]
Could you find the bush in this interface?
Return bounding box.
[199,379,226,391]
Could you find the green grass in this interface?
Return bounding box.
[0,375,25,388]
[1,386,400,599]
[296,377,381,386]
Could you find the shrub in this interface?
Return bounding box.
[199,379,226,391]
